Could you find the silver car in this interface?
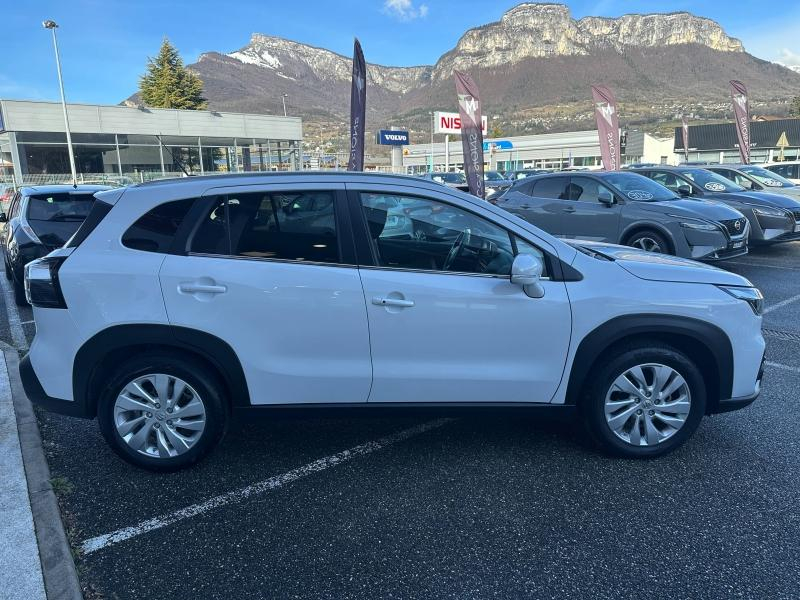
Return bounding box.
[706,164,800,201]
[496,171,749,261]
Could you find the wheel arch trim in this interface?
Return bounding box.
[620,222,676,254]
[73,324,251,416]
[565,314,733,410]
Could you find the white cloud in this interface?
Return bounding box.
[777,48,800,67]
[383,0,429,21]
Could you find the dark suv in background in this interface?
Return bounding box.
[1,184,110,305]
[633,167,800,246]
[495,171,749,260]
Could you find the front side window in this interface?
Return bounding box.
[189,191,339,263]
[568,177,615,203]
[123,199,194,253]
[361,193,525,276]
[26,193,95,222]
[681,169,744,193]
[740,166,795,188]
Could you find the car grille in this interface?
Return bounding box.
[720,218,747,237]
[793,209,800,223]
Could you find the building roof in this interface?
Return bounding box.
[0,99,302,141]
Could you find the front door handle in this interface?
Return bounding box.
[563,206,576,213]
[372,296,415,308]
[179,283,227,294]
[519,204,531,209]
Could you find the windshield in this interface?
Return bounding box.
[602,172,679,202]
[740,166,796,188]
[484,171,504,182]
[27,193,95,221]
[432,172,466,184]
[681,169,745,193]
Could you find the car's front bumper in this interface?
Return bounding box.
[710,353,765,414]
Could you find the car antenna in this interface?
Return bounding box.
[155,134,190,177]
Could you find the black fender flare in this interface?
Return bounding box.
[74,324,251,416]
[565,314,733,409]
[619,222,676,254]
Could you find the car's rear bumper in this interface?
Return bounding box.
[19,354,92,418]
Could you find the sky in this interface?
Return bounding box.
[2,0,800,105]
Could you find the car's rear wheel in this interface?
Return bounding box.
[97,353,228,471]
[581,343,706,458]
[626,230,671,254]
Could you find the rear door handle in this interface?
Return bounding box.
[519,205,531,209]
[179,283,227,294]
[563,206,576,213]
[372,297,415,308]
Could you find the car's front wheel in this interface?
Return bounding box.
[97,353,228,471]
[626,230,671,255]
[581,343,706,458]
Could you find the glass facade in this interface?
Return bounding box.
[5,133,301,184]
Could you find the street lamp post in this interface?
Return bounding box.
[281,94,288,117]
[43,20,77,187]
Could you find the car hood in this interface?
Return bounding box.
[731,190,800,209]
[637,198,742,221]
[567,240,752,286]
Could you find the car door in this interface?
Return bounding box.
[349,183,572,404]
[500,176,570,236]
[559,176,622,242]
[159,182,372,405]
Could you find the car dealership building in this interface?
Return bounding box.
[0,99,303,185]
[402,129,676,173]
[675,118,800,164]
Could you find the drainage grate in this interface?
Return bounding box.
[763,328,800,342]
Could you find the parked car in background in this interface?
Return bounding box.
[705,165,800,200]
[0,184,15,211]
[0,184,111,305]
[419,171,469,193]
[632,167,800,246]
[495,171,749,261]
[509,169,551,181]
[484,170,513,198]
[21,172,764,470]
[764,161,800,184]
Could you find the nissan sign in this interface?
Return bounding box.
[434,111,488,135]
[376,130,410,145]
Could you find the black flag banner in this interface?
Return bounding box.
[454,71,485,198]
[347,38,366,171]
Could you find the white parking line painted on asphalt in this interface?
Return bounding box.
[763,293,800,315]
[80,418,453,555]
[20,320,34,325]
[725,261,799,271]
[766,361,800,375]
[0,275,28,351]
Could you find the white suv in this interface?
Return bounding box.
[21,173,766,471]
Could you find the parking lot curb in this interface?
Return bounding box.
[3,344,84,600]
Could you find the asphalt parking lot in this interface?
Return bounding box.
[3,243,800,599]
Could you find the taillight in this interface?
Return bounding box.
[24,256,67,308]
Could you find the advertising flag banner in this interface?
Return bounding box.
[347,38,366,171]
[454,71,485,198]
[591,85,620,171]
[730,80,751,164]
[681,115,690,161]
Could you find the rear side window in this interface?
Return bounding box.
[532,177,570,199]
[189,191,340,264]
[122,199,194,253]
[27,193,95,221]
[65,200,113,248]
[568,177,614,203]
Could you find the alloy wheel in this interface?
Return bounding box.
[603,363,691,447]
[631,237,663,253]
[113,373,206,458]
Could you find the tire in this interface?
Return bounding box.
[97,352,229,471]
[13,275,28,306]
[625,230,671,255]
[580,342,706,458]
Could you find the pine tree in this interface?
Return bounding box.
[139,38,207,110]
[792,96,800,118]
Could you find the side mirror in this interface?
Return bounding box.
[0,212,7,223]
[511,254,545,299]
[598,189,615,206]
[677,184,692,197]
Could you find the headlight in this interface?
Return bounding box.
[717,285,764,315]
[672,217,719,231]
[751,205,788,218]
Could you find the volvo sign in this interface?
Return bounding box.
[376,130,410,145]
